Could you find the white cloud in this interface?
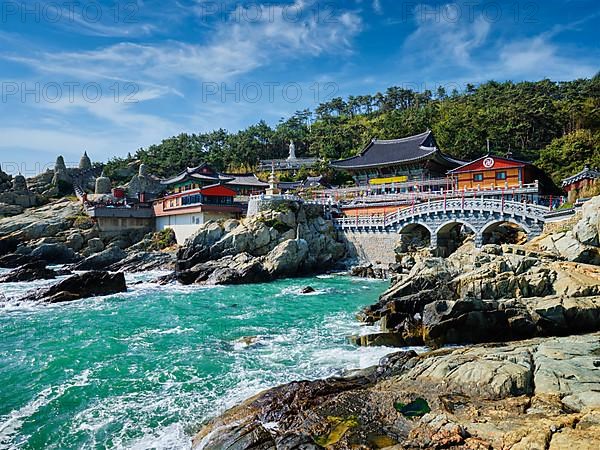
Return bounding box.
[373,0,383,14]
[0,1,364,168]
[5,1,361,86]
[404,3,491,66]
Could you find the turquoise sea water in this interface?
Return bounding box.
[0,271,394,449]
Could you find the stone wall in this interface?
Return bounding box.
[543,211,582,234]
[342,230,399,266]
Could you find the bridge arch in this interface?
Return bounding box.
[397,222,432,251]
[435,220,477,255]
[480,219,531,245]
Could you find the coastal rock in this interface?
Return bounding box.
[0,237,20,256]
[0,253,33,268]
[573,195,600,246]
[299,286,316,294]
[535,197,600,264]
[21,271,126,303]
[359,242,600,348]
[263,239,308,275]
[107,251,176,273]
[0,203,24,217]
[177,204,346,285]
[30,243,78,264]
[193,333,600,450]
[0,199,82,241]
[85,238,105,254]
[72,245,127,270]
[66,232,85,252]
[0,261,56,282]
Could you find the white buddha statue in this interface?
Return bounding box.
[287,140,296,160]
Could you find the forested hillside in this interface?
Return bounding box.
[105,76,600,184]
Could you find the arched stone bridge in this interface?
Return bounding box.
[334,197,549,249]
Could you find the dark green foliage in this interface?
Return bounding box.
[394,398,431,418]
[148,228,177,251]
[536,129,600,183]
[107,77,599,181]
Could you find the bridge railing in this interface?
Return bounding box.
[333,198,550,229]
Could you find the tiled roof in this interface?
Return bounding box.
[330,131,462,170]
[562,166,600,187]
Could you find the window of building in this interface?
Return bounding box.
[473,173,484,182]
[495,171,507,180]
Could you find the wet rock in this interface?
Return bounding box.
[31,243,78,264]
[0,237,19,256]
[107,251,176,273]
[299,286,316,294]
[0,253,37,268]
[348,332,408,348]
[152,272,177,285]
[21,271,126,303]
[72,245,127,270]
[0,261,56,282]
[193,333,600,450]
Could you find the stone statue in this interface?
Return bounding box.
[12,174,28,192]
[79,151,92,170]
[287,140,296,160]
[95,171,112,195]
[52,155,71,186]
[55,155,67,173]
[127,163,160,197]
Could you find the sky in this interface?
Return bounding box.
[0,0,598,175]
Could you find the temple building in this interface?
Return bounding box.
[447,153,554,193]
[562,166,600,202]
[330,130,464,187]
[160,164,233,193]
[154,184,242,244]
[221,174,269,197]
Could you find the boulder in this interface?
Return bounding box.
[86,238,105,254]
[21,271,126,303]
[108,251,176,273]
[66,232,85,252]
[0,261,56,282]
[299,286,316,294]
[574,196,600,246]
[31,243,78,264]
[72,245,127,270]
[0,253,37,268]
[0,237,19,256]
[177,203,347,286]
[263,239,309,275]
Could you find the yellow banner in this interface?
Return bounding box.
[369,176,408,185]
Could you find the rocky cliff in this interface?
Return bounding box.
[0,198,175,272]
[177,201,347,285]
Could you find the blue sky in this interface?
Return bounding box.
[0,0,598,175]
